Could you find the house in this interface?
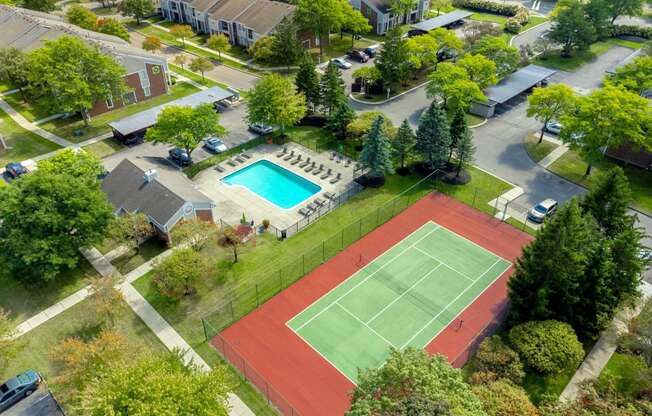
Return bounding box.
[102,159,216,241]
[160,0,299,48]
[349,0,430,35]
[0,5,170,118]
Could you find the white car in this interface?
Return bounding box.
[204,137,228,153]
[330,58,352,70]
[545,121,562,135]
[527,198,558,223]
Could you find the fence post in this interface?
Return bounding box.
[255,284,259,307]
[322,240,325,263]
[376,207,380,226]
[229,301,235,324]
[278,269,283,291]
[502,200,509,221]
[472,187,478,208]
[358,218,362,239]
[493,196,500,215]
[302,254,305,275]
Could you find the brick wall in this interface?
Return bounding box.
[196,209,214,223]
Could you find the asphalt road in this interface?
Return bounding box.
[4,386,64,416]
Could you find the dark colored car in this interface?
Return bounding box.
[446,19,465,28]
[0,370,41,412]
[4,162,27,179]
[168,147,192,166]
[214,101,230,113]
[346,49,369,63]
[436,48,458,62]
[363,46,379,58]
[407,29,428,38]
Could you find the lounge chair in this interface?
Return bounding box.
[314,197,326,206]
[321,168,332,180]
[299,157,311,168]
[298,207,310,216]
[324,192,336,200]
[344,158,352,167]
[307,202,318,211]
[235,155,245,163]
[305,162,316,172]
[312,164,324,175]
[241,152,252,159]
[291,155,302,165]
[335,155,342,164]
[283,150,295,161]
[330,173,342,184]
[215,165,225,173]
[226,159,236,167]
[276,147,287,157]
[330,152,336,160]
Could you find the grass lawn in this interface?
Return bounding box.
[599,353,650,398]
[170,64,230,89]
[548,149,652,215]
[111,238,168,274]
[0,81,17,93]
[81,137,125,159]
[3,93,54,123]
[522,367,576,405]
[466,112,486,126]
[467,10,508,26]
[311,34,374,61]
[521,16,548,32]
[38,81,200,143]
[524,132,559,163]
[535,38,639,72]
[0,259,98,325]
[0,108,62,165]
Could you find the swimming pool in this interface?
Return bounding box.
[221,159,322,209]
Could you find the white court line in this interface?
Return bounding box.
[412,246,476,283]
[291,224,440,332]
[366,263,444,325]
[433,222,511,264]
[335,302,396,348]
[399,258,504,350]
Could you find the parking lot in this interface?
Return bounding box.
[4,386,64,416]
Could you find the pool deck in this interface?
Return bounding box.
[193,143,358,230]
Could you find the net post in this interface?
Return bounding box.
[302,254,305,275]
[255,284,259,307]
[472,187,478,207]
[322,240,325,263]
[229,300,234,323]
[358,218,362,239]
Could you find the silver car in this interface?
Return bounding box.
[330,58,352,70]
[545,121,562,135]
[528,198,558,223]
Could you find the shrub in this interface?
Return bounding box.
[612,25,652,40]
[509,320,585,374]
[472,380,538,416]
[152,248,208,299]
[505,19,522,34]
[514,7,529,24]
[262,219,270,229]
[347,112,395,139]
[452,0,519,16]
[470,335,525,384]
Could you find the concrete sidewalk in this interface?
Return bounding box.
[0,99,73,147]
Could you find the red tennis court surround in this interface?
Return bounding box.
[213,192,532,416]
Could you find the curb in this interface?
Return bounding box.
[509,20,550,46]
[469,118,488,129]
[349,80,430,105]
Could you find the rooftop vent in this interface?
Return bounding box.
[143,169,158,183]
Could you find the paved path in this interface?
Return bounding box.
[560,281,652,401]
[539,142,569,168]
[0,99,73,147]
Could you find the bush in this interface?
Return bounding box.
[470,335,525,384]
[347,112,395,139]
[612,25,652,40]
[509,320,585,374]
[472,380,538,416]
[505,19,522,34]
[152,248,208,299]
[452,0,519,16]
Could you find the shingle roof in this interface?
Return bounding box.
[102,158,213,228]
[235,0,294,35]
[362,0,392,15]
[209,0,256,21]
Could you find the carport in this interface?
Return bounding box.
[470,64,556,118]
[409,10,472,34]
[108,86,239,144]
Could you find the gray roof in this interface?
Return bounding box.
[102,158,213,228]
[410,10,472,32]
[484,64,557,104]
[605,48,642,75]
[362,0,392,15]
[108,86,235,136]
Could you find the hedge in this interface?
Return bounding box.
[613,24,652,40]
[452,0,519,16]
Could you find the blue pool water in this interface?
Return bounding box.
[222,159,322,209]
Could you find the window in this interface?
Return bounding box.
[138,70,150,89]
[220,20,229,31]
[123,91,137,105]
[143,86,151,97]
[247,28,253,39]
[106,96,114,108]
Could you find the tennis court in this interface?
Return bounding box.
[287,221,511,383]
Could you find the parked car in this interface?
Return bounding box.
[168,147,192,166]
[4,162,27,179]
[363,46,379,58]
[527,198,558,223]
[407,29,427,37]
[446,19,465,28]
[0,370,41,412]
[214,101,229,113]
[544,121,562,135]
[437,48,458,62]
[204,137,228,153]
[248,123,273,135]
[330,58,352,69]
[346,49,369,63]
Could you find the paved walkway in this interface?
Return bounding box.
[0,99,73,147]
[560,281,652,401]
[540,143,569,168]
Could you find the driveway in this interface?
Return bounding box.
[4,386,64,416]
[128,30,259,91]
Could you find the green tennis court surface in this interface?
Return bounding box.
[287,221,511,383]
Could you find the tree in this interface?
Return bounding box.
[585,0,612,40]
[38,148,105,179]
[471,36,519,78]
[79,352,231,415]
[462,21,503,46]
[352,66,382,95]
[608,56,652,96]
[325,101,356,138]
[406,34,441,71]
[189,56,213,80]
[27,36,126,126]
[246,74,306,135]
[169,24,194,47]
[359,116,394,179]
[109,213,154,254]
[173,54,187,69]
[0,308,19,374]
[295,54,321,112]
[526,84,577,142]
[582,166,633,236]
[0,170,113,281]
[509,320,585,373]
[453,128,475,177]
[559,84,652,176]
[320,61,346,115]
[341,9,371,47]
[347,348,485,415]
[206,33,231,59]
[19,0,56,12]
[121,0,155,25]
[89,276,124,327]
[249,36,275,63]
[0,48,29,99]
[96,18,130,42]
[547,1,597,56]
[146,104,226,161]
[271,17,303,70]
[430,0,452,15]
[469,335,524,385]
[620,298,652,367]
[448,105,467,163]
[393,119,416,170]
[142,35,162,53]
[457,54,497,89]
[66,5,98,29]
[426,63,485,111]
[152,248,207,299]
[170,218,217,250]
[390,0,417,23]
[429,27,464,58]
[348,112,395,138]
[605,0,644,23]
[295,0,352,57]
[218,226,247,263]
[376,27,410,88]
[415,101,451,169]
[472,380,538,416]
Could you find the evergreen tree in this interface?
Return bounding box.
[448,106,467,163]
[454,129,475,177]
[295,54,321,112]
[581,166,633,237]
[320,61,346,116]
[325,101,356,138]
[392,119,416,169]
[272,17,303,71]
[415,102,451,170]
[359,116,394,179]
[375,26,410,88]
